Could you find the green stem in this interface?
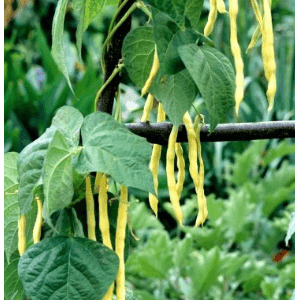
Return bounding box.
[108,0,131,34]
[101,2,139,73]
[114,88,122,122]
[94,63,124,111]
[101,2,151,74]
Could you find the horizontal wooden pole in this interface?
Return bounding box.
[125,121,295,145]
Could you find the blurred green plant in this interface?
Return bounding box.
[126,139,295,300]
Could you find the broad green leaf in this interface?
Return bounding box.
[129,201,164,231]
[285,212,295,246]
[5,186,38,263]
[51,0,74,93]
[229,140,268,185]
[179,44,235,131]
[152,9,198,75]
[150,69,197,126]
[262,140,295,166]
[224,189,252,234]
[220,252,248,279]
[17,127,56,214]
[206,194,225,223]
[43,130,74,216]
[173,233,193,268]
[126,230,173,279]
[189,247,221,296]
[18,236,119,300]
[164,29,198,75]
[145,0,203,27]
[51,106,84,147]
[4,251,24,300]
[74,0,105,62]
[75,111,155,194]
[4,152,18,190]
[122,27,155,89]
[182,226,227,250]
[4,185,19,263]
[184,0,204,29]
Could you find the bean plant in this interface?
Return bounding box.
[4,0,294,300]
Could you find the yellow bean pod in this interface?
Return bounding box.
[166,126,183,226]
[148,103,166,217]
[250,0,264,29]
[33,196,43,244]
[262,0,276,110]
[94,171,102,193]
[182,112,199,187]
[194,119,208,227]
[149,144,162,217]
[175,143,185,197]
[217,0,227,14]
[115,186,128,300]
[141,45,159,97]
[141,93,154,122]
[229,0,244,116]
[86,175,96,241]
[204,0,218,37]
[18,214,26,256]
[98,173,114,300]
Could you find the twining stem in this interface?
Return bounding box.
[101,2,141,73]
[101,1,151,73]
[108,0,131,34]
[94,63,124,111]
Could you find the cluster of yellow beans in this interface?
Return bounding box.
[140,47,208,228]
[204,0,276,113]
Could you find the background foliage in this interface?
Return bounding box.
[4,0,295,299]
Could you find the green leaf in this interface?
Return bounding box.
[145,0,203,27]
[4,152,19,191]
[17,127,56,214]
[285,212,295,246]
[18,236,119,300]
[178,44,235,130]
[4,251,24,300]
[182,226,227,250]
[123,27,156,89]
[51,106,84,147]
[75,111,155,194]
[35,23,60,84]
[224,189,252,234]
[163,29,198,75]
[184,0,204,29]
[5,187,38,263]
[41,74,70,128]
[51,0,74,93]
[150,69,197,126]
[173,233,193,268]
[74,0,105,62]
[43,130,74,216]
[262,140,295,166]
[129,201,164,231]
[152,9,198,75]
[126,230,173,279]
[189,247,221,296]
